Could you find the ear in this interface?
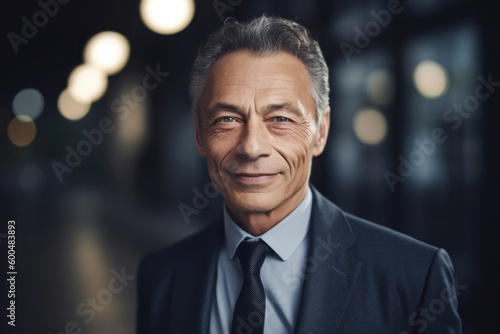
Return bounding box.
[312,106,330,156]
[194,115,206,157]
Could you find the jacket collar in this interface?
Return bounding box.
[169,220,223,334]
[168,185,360,333]
[294,186,361,333]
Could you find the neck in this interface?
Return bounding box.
[226,186,308,236]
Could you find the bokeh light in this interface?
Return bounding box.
[57,89,92,121]
[12,88,44,121]
[7,117,37,147]
[140,0,195,35]
[117,101,147,152]
[413,60,449,99]
[366,69,395,105]
[84,31,130,75]
[68,64,108,103]
[353,107,388,145]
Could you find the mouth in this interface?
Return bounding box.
[230,172,279,185]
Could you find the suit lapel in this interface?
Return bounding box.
[294,187,361,334]
[165,188,360,333]
[170,221,223,334]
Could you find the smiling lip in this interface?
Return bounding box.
[231,173,279,184]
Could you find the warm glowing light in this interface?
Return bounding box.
[84,31,130,75]
[8,117,37,147]
[68,64,108,103]
[413,60,449,99]
[366,69,395,105]
[73,228,110,293]
[12,88,44,121]
[118,101,147,152]
[140,0,195,35]
[353,108,388,145]
[58,89,92,121]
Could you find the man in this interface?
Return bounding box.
[136,15,461,334]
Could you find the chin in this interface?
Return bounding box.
[226,191,280,214]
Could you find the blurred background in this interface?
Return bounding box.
[1,0,499,333]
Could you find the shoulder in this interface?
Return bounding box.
[311,186,446,268]
[344,212,454,275]
[139,220,223,265]
[138,220,223,283]
[346,212,437,256]
[312,187,456,289]
[309,187,461,331]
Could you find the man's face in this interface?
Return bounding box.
[195,50,329,224]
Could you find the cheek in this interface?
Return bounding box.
[205,150,225,177]
[202,128,234,159]
[285,122,316,145]
[204,140,235,180]
[273,127,316,166]
[273,145,314,181]
[205,156,228,193]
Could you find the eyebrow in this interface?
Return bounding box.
[265,102,303,117]
[206,102,242,119]
[206,101,304,119]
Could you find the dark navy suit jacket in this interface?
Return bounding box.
[136,186,461,333]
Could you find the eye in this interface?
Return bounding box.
[272,116,291,122]
[215,116,237,123]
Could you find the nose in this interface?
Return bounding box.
[236,118,272,161]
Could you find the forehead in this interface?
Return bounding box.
[201,50,314,110]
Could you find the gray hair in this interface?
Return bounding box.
[189,15,330,123]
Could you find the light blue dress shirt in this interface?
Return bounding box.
[209,188,312,334]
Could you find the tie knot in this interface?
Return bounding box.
[236,240,270,275]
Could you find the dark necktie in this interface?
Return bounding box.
[231,240,270,334]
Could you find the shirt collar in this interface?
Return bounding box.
[223,187,312,261]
